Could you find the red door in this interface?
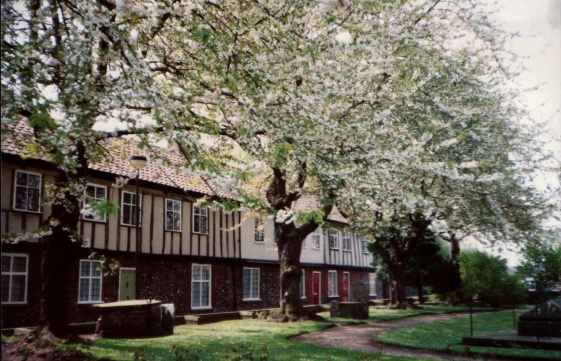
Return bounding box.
[312,272,321,304]
[342,272,350,301]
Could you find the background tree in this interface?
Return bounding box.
[458,250,527,307]
[517,231,561,302]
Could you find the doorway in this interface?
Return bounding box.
[312,272,321,304]
[119,268,136,301]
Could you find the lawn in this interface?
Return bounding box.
[87,319,430,361]
[318,304,491,323]
[376,309,561,360]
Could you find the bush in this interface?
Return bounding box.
[458,250,526,307]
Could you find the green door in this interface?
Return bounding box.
[119,269,136,300]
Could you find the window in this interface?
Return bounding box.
[369,273,377,296]
[13,171,41,212]
[83,184,107,221]
[328,229,339,249]
[342,231,351,251]
[1,254,28,304]
[328,270,338,297]
[299,270,305,299]
[243,268,260,300]
[121,191,141,226]
[254,218,264,242]
[192,264,211,309]
[312,228,321,249]
[361,237,369,253]
[193,204,208,234]
[78,260,102,303]
[166,199,182,231]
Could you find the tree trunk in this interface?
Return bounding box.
[388,262,408,308]
[277,223,307,317]
[39,197,81,336]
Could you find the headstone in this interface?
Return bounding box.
[518,298,561,337]
[330,301,340,317]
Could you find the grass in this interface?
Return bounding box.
[376,309,561,360]
[318,304,491,322]
[86,319,432,361]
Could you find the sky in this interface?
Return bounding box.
[464,0,561,267]
[491,0,561,153]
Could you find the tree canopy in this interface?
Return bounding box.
[2,0,558,326]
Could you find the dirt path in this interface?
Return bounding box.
[292,312,520,361]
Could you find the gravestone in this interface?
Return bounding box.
[518,298,561,337]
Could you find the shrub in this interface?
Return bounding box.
[458,250,527,307]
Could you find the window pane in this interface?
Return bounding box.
[80,262,91,277]
[15,188,27,210]
[28,174,40,188]
[124,192,131,204]
[2,275,10,302]
[200,218,207,233]
[173,201,180,212]
[173,213,181,230]
[1,256,10,272]
[167,200,173,211]
[95,187,106,199]
[91,279,101,301]
[11,275,26,302]
[123,204,131,225]
[16,172,28,186]
[201,266,210,280]
[91,263,101,277]
[12,257,26,272]
[27,189,39,211]
[192,282,201,307]
[79,279,90,302]
[192,266,200,280]
[201,282,210,307]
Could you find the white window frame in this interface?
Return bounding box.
[78,260,103,304]
[254,218,264,242]
[192,203,208,234]
[13,170,41,213]
[191,264,211,309]
[369,273,377,296]
[1,253,28,304]
[312,228,321,249]
[328,270,338,297]
[300,269,306,299]
[243,267,260,301]
[121,190,141,227]
[329,229,339,249]
[83,183,108,222]
[342,231,351,251]
[165,199,182,231]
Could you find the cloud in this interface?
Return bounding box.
[548,0,561,29]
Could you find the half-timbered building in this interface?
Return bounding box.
[1,122,379,329]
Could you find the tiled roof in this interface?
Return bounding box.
[1,121,233,198]
[2,120,347,223]
[292,195,348,224]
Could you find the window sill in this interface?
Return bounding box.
[243,298,261,302]
[192,232,209,235]
[343,249,352,252]
[312,247,321,250]
[192,306,212,310]
[165,229,182,233]
[2,302,28,305]
[12,209,42,214]
[77,301,103,305]
[82,218,107,223]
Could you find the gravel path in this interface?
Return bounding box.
[292,312,520,361]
